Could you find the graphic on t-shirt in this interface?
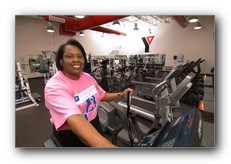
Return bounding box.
[74,85,98,121]
[74,85,97,105]
[84,95,97,121]
[86,95,96,112]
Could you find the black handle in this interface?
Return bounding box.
[126,91,133,146]
[127,91,131,118]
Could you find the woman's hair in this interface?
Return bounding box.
[56,38,87,71]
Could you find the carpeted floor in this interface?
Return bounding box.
[16,77,52,147]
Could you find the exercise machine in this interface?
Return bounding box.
[98,65,203,147]
[15,62,41,111]
[136,72,203,147]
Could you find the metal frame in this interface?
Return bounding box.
[15,63,39,111]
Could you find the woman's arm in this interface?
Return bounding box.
[67,114,116,147]
[102,88,134,101]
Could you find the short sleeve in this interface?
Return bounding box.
[45,84,82,130]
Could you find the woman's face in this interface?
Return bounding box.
[60,45,85,80]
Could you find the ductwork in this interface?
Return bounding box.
[43,15,128,36]
[172,16,189,28]
[59,24,76,36]
[91,26,126,36]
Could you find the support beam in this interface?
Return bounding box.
[43,15,128,36]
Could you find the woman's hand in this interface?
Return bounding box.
[102,88,134,101]
[121,88,134,98]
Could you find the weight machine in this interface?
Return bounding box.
[15,62,41,111]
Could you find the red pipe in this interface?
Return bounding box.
[59,24,75,36]
[63,24,126,36]
[75,15,128,30]
[63,24,79,31]
[91,26,126,36]
[43,15,128,30]
[172,16,188,28]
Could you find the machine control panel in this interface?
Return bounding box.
[138,109,196,147]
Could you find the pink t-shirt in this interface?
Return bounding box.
[45,71,106,131]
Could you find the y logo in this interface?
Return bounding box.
[142,35,155,52]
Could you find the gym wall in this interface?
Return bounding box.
[15,16,215,78]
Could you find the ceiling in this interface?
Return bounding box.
[17,15,193,36]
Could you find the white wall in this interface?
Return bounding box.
[152,16,215,72]
[16,16,215,78]
[16,16,72,78]
[77,16,215,73]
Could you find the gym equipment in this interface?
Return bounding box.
[15,62,41,111]
[137,104,203,147]
[132,59,205,104]
[131,64,184,100]
[92,59,113,92]
[98,64,203,147]
[126,91,134,146]
[43,132,62,147]
[28,50,57,82]
[120,72,202,147]
[177,59,206,108]
[138,72,202,147]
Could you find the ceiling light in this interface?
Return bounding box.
[194,22,202,30]
[112,20,120,25]
[75,16,85,19]
[79,31,85,36]
[188,16,199,23]
[133,23,139,30]
[46,22,54,33]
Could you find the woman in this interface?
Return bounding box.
[45,38,133,147]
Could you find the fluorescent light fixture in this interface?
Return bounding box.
[79,31,85,36]
[46,22,54,33]
[189,16,199,23]
[133,23,139,30]
[112,20,120,25]
[194,22,202,30]
[75,16,85,19]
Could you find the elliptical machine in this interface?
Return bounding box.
[99,59,110,92]
[98,65,203,147]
